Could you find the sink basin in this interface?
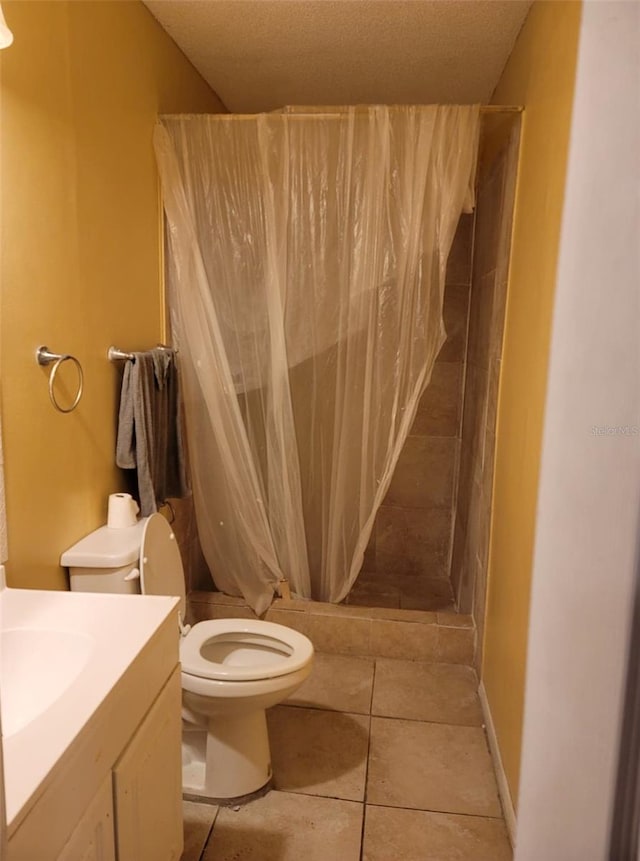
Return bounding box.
[1,627,95,738]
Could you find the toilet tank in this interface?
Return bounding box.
[61,521,146,595]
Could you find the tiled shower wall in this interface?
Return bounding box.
[450,121,520,661]
[349,217,474,611]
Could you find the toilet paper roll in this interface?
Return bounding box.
[107,493,140,529]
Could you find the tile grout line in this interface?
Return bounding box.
[199,788,506,826]
[194,804,220,861]
[273,787,364,805]
[367,711,484,730]
[281,700,484,730]
[363,799,506,822]
[358,658,377,861]
[368,659,377,716]
[273,786,506,825]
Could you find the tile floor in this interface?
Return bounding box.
[180,653,512,860]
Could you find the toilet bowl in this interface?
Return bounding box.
[61,513,314,801]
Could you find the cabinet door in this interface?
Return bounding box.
[57,775,115,861]
[113,666,183,861]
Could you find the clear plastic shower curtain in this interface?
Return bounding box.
[154,106,479,615]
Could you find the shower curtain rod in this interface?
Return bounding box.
[160,106,523,120]
[479,105,523,113]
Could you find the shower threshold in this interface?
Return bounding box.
[186,591,474,666]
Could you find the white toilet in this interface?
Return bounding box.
[61,513,314,801]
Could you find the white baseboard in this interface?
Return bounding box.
[478,680,517,847]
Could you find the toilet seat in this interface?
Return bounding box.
[140,514,313,684]
[180,619,313,682]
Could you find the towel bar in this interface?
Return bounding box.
[107,346,135,362]
[107,344,177,362]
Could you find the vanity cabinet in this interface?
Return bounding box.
[114,667,182,861]
[57,776,115,861]
[8,667,182,861]
[5,606,182,861]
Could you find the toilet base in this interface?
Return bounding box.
[182,708,273,801]
[184,780,273,808]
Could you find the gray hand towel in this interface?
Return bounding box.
[116,347,189,516]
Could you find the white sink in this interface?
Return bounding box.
[1,628,95,738]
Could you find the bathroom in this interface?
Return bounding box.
[1,1,639,859]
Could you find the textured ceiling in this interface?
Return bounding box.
[143,0,533,113]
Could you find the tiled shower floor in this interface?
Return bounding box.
[179,653,512,861]
[344,570,456,612]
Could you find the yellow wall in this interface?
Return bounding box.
[482,1,582,806]
[0,1,224,588]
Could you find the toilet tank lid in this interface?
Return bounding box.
[60,520,146,568]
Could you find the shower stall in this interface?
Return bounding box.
[155,106,520,649]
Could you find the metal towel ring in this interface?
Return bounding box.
[36,346,84,413]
